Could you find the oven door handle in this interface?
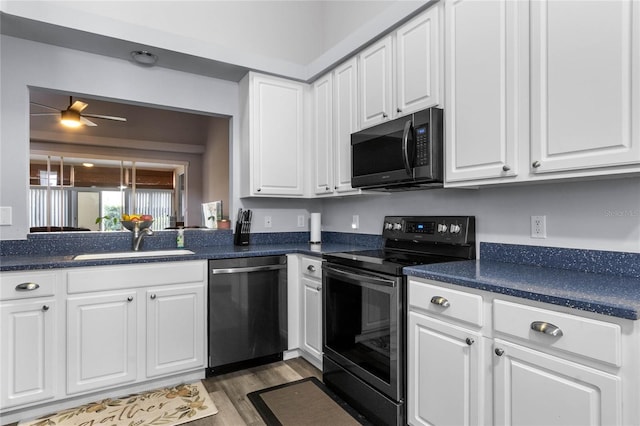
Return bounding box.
[323,264,397,287]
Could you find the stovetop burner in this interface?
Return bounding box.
[323,216,476,276]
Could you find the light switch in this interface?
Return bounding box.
[0,207,12,225]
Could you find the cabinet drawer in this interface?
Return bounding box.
[493,299,622,366]
[0,271,57,300]
[67,261,206,293]
[301,257,323,280]
[409,279,483,327]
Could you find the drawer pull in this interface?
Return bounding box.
[307,265,316,272]
[15,282,40,291]
[531,321,563,337]
[430,296,450,308]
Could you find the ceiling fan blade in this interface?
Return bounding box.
[82,113,127,122]
[80,116,98,126]
[70,100,89,113]
[30,102,61,112]
[30,113,60,116]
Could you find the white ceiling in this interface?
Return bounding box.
[30,88,219,146]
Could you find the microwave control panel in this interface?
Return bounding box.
[415,125,430,166]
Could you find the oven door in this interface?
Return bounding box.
[322,263,404,402]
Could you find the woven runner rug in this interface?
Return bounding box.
[19,381,217,426]
[247,377,368,426]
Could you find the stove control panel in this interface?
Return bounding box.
[382,216,475,245]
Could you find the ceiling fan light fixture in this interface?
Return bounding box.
[60,109,82,128]
[131,50,158,66]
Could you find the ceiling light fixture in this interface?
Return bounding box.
[60,109,82,128]
[131,50,158,66]
[82,162,94,168]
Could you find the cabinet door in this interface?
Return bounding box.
[359,35,393,129]
[444,0,522,182]
[301,277,322,362]
[67,291,137,394]
[146,284,205,377]
[493,339,622,426]
[530,0,640,174]
[251,74,305,196]
[312,73,334,195]
[333,58,360,194]
[408,311,485,426]
[1,299,56,408]
[396,4,441,116]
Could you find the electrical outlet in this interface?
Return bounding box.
[0,207,12,226]
[297,215,305,227]
[352,215,360,230]
[264,216,272,228]
[531,215,547,238]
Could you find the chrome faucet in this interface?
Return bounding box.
[132,224,154,251]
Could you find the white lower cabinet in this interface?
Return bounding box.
[146,284,205,377]
[0,261,207,421]
[298,256,323,369]
[408,311,485,426]
[493,339,621,426]
[66,290,138,394]
[0,270,60,410]
[408,277,637,426]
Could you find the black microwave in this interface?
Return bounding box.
[351,107,443,191]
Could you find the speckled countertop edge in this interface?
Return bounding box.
[0,243,368,271]
[404,260,640,320]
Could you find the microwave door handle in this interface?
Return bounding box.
[402,120,413,176]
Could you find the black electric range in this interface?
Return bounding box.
[324,215,476,276]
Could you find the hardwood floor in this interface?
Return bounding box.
[191,357,323,426]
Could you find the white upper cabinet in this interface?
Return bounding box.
[529,0,640,174]
[312,58,361,197]
[359,3,442,129]
[312,73,334,195]
[444,0,523,183]
[396,4,442,116]
[359,35,394,128]
[445,0,640,186]
[333,58,360,194]
[240,72,306,197]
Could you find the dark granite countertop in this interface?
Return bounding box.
[404,260,640,320]
[0,243,366,271]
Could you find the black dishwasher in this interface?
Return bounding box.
[207,255,288,375]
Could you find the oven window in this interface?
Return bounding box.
[325,278,394,383]
[352,132,406,177]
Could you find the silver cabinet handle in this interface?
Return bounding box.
[495,348,505,356]
[430,296,450,308]
[127,296,134,302]
[316,286,322,291]
[15,282,39,291]
[466,338,474,346]
[382,112,388,118]
[150,294,156,300]
[42,305,49,312]
[397,107,402,113]
[531,321,563,337]
[502,165,511,172]
[307,265,316,272]
[532,161,541,168]
[256,188,261,192]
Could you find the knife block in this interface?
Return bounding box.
[234,221,250,246]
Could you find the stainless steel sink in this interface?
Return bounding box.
[73,249,195,260]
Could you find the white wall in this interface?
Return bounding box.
[0,35,238,239]
[321,177,640,253]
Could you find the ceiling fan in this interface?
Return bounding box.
[30,96,127,128]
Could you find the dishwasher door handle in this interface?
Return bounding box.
[211,264,286,275]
